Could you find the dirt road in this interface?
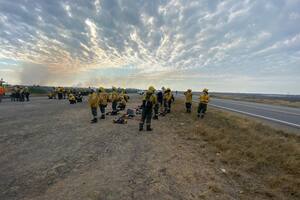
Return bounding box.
[0,95,241,200]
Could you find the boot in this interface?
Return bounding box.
[91,118,98,123]
[101,114,105,119]
[139,123,144,131]
[146,125,152,131]
[153,115,158,120]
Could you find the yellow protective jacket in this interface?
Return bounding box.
[184,91,192,103]
[69,94,76,101]
[120,93,129,102]
[163,91,172,102]
[142,91,157,109]
[88,92,99,108]
[119,96,127,105]
[98,92,109,106]
[110,91,119,102]
[200,94,209,104]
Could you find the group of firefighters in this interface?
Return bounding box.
[10,86,31,102]
[87,86,209,132]
[48,87,84,104]
[88,87,129,123]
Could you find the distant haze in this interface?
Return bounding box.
[0,0,300,94]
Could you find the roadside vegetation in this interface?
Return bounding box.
[170,98,300,199]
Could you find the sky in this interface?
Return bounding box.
[0,0,300,94]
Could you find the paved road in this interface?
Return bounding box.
[179,94,300,129]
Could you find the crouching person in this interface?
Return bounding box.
[68,93,76,104]
[98,87,109,119]
[88,90,99,123]
[139,86,157,132]
[197,88,210,118]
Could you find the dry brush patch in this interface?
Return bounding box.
[170,98,300,200]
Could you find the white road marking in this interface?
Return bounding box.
[179,93,300,128]
[209,103,300,129]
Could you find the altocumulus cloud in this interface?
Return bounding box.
[0,0,300,93]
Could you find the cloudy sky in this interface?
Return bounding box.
[0,0,300,94]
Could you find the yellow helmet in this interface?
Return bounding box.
[166,88,171,92]
[99,87,105,92]
[203,88,208,93]
[187,89,192,92]
[148,86,155,92]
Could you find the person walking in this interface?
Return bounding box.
[198,88,210,118]
[184,89,193,113]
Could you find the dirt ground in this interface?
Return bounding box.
[0,95,298,200]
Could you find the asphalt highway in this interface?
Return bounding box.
[180,94,300,129]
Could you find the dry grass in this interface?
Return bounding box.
[170,99,300,199]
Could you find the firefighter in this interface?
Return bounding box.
[68,93,76,104]
[88,90,99,123]
[98,87,109,119]
[24,87,30,101]
[15,86,20,101]
[184,89,193,113]
[198,88,210,118]
[163,88,173,114]
[19,87,25,102]
[57,87,63,100]
[139,86,157,131]
[110,86,119,115]
[118,96,127,110]
[120,88,129,102]
[0,85,4,103]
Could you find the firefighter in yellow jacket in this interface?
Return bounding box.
[163,88,173,114]
[68,93,76,104]
[88,90,99,123]
[98,87,109,119]
[198,88,210,118]
[110,86,119,115]
[184,89,193,113]
[120,88,129,102]
[139,86,157,131]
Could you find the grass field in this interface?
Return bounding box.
[171,99,300,199]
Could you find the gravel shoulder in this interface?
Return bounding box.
[0,95,236,200]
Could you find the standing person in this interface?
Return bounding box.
[63,88,67,99]
[88,90,99,123]
[163,88,173,114]
[156,90,163,112]
[184,89,193,113]
[24,87,30,101]
[198,88,210,118]
[19,87,25,102]
[98,87,109,119]
[0,85,4,103]
[139,86,157,131]
[110,86,119,115]
[121,89,129,102]
[15,86,20,101]
[57,87,63,100]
